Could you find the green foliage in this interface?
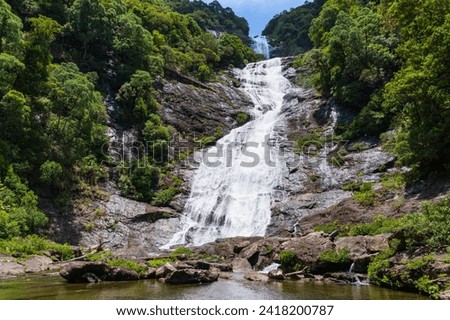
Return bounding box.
[318,249,351,264]
[348,215,401,237]
[353,182,375,207]
[236,112,250,125]
[367,248,395,287]
[171,246,193,256]
[0,234,74,260]
[280,250,302,273]
[406,254,435,271]
[197,127,223,148]
[108,258,148,277]
[380,173,405,191]
[147,257,176,268]
[314,221,341,234]
[0,168,48,239]
[263,0,325,56]
[151,186,178,207]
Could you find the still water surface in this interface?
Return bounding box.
[0,275,425,300]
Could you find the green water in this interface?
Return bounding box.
[0,275,426,300]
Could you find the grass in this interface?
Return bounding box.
[147,257,176,268]
[0,235,75,261]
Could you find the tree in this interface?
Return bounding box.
[0,0,23,55]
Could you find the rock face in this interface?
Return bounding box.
[267,62,396,237]
[165,269,219,284]
[60,261,140,283]
[282,232,334,269]
[268,269,285,280]
[335,234,391,273]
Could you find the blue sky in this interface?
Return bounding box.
[202,0,306,36]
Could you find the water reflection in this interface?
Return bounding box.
[0,275,426,300]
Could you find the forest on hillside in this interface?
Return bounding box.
[0,0,259,247]
[267,0,449,177]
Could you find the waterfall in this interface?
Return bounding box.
[252,36,271,60]
[163,58,291,248]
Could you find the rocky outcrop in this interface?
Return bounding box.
[23,256,54,274]
[335,234,391,273]
[60,261,140,283]
[161,79,253,139]
[0,255,25,278]
[165,269,219,284]
[244,272,269,282]
[281,232,334,270]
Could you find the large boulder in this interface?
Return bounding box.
[281,232,334,270]
[24,256,54,273]
[335,234,390,273]
[155,263,177,279]
[0,255,24,278]
[239,238,287,269]
[60,261,140,283]
[232,258,253,272]
[165,269,219,284]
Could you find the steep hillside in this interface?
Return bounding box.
[0,0,258,256]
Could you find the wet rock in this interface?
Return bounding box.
[155,263,178,279]
[268,269,285,280]
[232,258,253,272]
[23,256,53,274]
[165,269,219,284]
[244,272,269,282]
[59,261,140,283]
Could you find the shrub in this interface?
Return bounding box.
[318,249,351,264]
[151,187,178,207]
[280,250,302,273]
[353,182,375,207]
[236,112,250,125]
[0,235,74,260]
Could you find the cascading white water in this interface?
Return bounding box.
[252,36,271,60]
[164,58,291,248]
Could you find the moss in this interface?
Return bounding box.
[236,112,250,125]
[318,249,351,264]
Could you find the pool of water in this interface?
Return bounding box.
[0,274,426,300]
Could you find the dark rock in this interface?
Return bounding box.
[210,263,233,272]
[244,272,269,282]
[184,260,211,270]
[145,267,157,279]
[268,269,285,280]
[82,273,101,283]
[59,261,140,283]
[165,269,219,284]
